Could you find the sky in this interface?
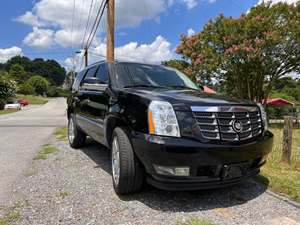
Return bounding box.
[0,0,298,71]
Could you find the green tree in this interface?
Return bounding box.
[173,2,300,102]
[5,56,66,86]
[28,75,50,96]
[19,82,35,95]
[9,64,28,84]
[0,75,18,109]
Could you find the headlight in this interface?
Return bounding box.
[148,101,180,137]
[257,103,268,132]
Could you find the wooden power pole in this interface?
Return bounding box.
[107,0,115,62]
[84,47,88,67]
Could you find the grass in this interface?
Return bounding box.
[177,218,217,225]
[0,109,18,115]
[22,168,37,177]
[257,128,300,202]
[33,145,59,160]
[54,126,68,140]
[16,94,48,105]
[0,202,23,225]
[57,191,71,199]
[0,211,20,225]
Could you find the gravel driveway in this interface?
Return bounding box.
[0,98,66,205]
[7,136,300,225]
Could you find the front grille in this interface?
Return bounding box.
[192,106,262,142]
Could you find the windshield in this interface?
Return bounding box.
[113,63,200,90]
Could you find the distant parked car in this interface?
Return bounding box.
[5,101,21,110]
[18,99,29,107]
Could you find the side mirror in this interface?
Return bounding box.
[81,77,108,92]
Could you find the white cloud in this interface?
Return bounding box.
[23,27,55,49]
[17,0,218,49]
[0,47,23,63]
[183,0,198,9]
[65,36,174,70]
[187,28,195,36]
[15,11,43,27]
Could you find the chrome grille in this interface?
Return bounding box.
[192,106,262,141]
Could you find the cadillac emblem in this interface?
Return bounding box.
[233,120,243,133]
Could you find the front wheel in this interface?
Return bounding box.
[111,127,144,195]
[68,114,86,148]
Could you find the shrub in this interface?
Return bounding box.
[19,82,35,95]
[0,76,18,109]
[28,75,49,96]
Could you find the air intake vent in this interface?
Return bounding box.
[192,106,262,142]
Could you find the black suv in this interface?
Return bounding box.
[67,61,273,194]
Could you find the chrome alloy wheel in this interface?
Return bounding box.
[112,137,120,185]
[68,117,75,143]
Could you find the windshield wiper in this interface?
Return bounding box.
[123,84,166,89]
[169,85,200,91]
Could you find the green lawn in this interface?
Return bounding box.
[177,218,217,225]
[257,128,300,202]
[0,109,18,115]
[16,94,48,105]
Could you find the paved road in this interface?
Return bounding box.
[0,98,67,204]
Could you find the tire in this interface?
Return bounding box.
[68,114,86,148]
[111,127,144,194]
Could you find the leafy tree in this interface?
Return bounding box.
[28,75,50,96]
[162,60,190,74]
[0,75,18,109]
[9,64,29,84]
[173,2,300,102]
[19,82,35,95]
[5,56,66,86]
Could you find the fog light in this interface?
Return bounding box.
[154,165,190,176]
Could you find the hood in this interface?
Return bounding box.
[123,87,256,111]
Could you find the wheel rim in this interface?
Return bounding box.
[68,118,75,143]
[112,137,120,185]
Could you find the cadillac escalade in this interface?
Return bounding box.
[67,61,273,194]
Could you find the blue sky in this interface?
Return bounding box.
[0,0,261,69]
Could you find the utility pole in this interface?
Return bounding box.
[84,47,88,67]
[107,0,115,62]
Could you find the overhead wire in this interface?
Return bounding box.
[85,0,108,49]
[82,0,96,50]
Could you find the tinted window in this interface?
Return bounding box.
[72,70,86,91]
[114,63,199,90]
[95,64,109,84]
[85,66,98,78]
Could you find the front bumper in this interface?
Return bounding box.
[131,131,273,191]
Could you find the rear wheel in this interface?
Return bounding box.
[68,114,86,148]
[111,127,144,194]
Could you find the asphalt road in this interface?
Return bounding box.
[0,98,67,204]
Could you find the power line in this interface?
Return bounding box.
[82,0,96,49]
[71,0,76,50]
[85,0,108,49]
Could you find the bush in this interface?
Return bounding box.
[47,86,71,97]
[28,75,49,96]
[0,76,18,109]
[19,82,35,95]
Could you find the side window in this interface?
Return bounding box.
[85,66,98,78]
[72,70,86,91]
[95,64,109,84]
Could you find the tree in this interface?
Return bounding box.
[9,64,28,84]
[28,75,50,96]
[173,2,300,102]
[0,75,18,109]
[5,56,66,86]
[19,82,35,95]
